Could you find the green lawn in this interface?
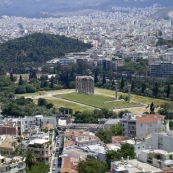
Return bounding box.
[33,98,93,113]
[56,93,138,109]
[95,88,172,106]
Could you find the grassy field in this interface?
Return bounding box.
[56,93,138,109]
[33,97,93,113]
[95,88,172,106]
[15,89,75,97]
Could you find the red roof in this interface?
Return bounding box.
[136,114,165,123]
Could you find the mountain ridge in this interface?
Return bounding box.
[0,0,173,17]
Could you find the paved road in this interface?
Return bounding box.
[52,133,64,173]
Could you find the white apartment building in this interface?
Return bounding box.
[120,113,139,137]
[0,155,26,173]
[136,114,165,140]
[150,61,173,77]
[146,126,173,152]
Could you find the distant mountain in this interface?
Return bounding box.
[0,0,173,17]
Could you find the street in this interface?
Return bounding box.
[52,133,64,173]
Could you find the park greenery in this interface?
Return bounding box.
[0,33,92,73]
[73,108,129,124]
[96,124,123,143]
[1,97,54,117]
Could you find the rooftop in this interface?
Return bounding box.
[29,139,49,145]
[112,159,162,173]
[0,138,17,149]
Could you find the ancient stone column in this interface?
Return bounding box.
[115,82,118,100]
[128,84,131,103]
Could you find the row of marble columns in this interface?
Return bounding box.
[76,77,94,94]
[115,82,131,103]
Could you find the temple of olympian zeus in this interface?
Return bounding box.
[115,82,131,103]
[76,76,94,94]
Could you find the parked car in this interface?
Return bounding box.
[52,167,56,171]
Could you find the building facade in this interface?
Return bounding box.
[150,61,173,77]
[120,113,138,137]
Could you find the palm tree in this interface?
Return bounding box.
[25,151,36,170]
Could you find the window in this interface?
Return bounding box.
[25,121,27,124]
[140,124,142,127]
[150,124,152,127]
[138,147,140,149]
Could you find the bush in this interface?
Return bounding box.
[15,86,26,94]
[26,84,36,93]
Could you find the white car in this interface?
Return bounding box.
[52,167,56,171]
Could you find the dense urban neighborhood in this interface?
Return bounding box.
[0,2,173,173]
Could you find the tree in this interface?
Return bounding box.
[27,162,49,173]
[50,76,54,89]
[131,80,135,91]
[150,102,155,113]
[106,143,135,169]
[15,85,26,94]
[158,103,171,119]
[10,72,14,81]
[78,159,107,173]
[18,75,24,85]
[110,124,123,136]
[25,151,36,170]
[120,77,124,90]
[38,98,47,107]
[102,72,106,85]
[141,83,146,93]
[46,103,54,109]
[167,84,170,98]
[153,82,159,97]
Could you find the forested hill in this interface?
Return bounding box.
[156,38,173,48]
[0,33,92,72]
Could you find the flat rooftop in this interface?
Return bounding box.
[112,159,162,173]
[29,139,49,145]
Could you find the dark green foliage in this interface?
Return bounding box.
[26,162,49,173]
[167,84,170,98]
[29,69,37,79]
[153,82,159,97]
[15,85,26,94]
[96,124,123,143]
[0,33,92,73]
[102,72,106,85]
[150,102,155,112]
[18,75,24,85]
[119,59,149,75]
[74,108,117,123]
[141,83,146,93]
[2,97,53,117]
[156,38,173,48]
[106,143,135,169]
[78,158,107,173]
[38,98,48,107]
[120,77,124,90]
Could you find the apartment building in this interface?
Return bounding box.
[0,155,26,173]
[0,138,17,155]
[147,128,173,152]
[27,139,52,164]
[120,113,139,137]
[150,61,173,77]
[138,149,173,169]
[136,114,165,140]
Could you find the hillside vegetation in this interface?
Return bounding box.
[156,38,173,48]
[0,33,92,73]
